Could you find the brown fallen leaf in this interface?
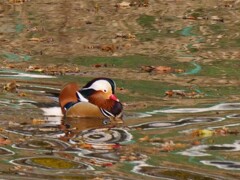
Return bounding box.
[79,143,93,149]
[154,66,174,73]
[159,140,186,152]
[100,44,117,52]
[211,16,224,22]
[117,87,128,94]
[228,129,240,135]
[3,81,19,93]
[165,90,174,97]
[139,135,149,142]
[214,127,239,136]
[159,140,175,152]
[192,140,201,146]
[183,16,197,20]
[28,37,42,42]
[93,64,108,68]
[6,64,15,68]
[120,152,146,162]
[26,65,44,72]
[149,137,164,143]
[0,137,11,145]
[8,0,28,4]
[18,92,26,97]
[141,65,155,72]
[101,162,114,167]
[130,0,149,7]
[141,65,184,74]
[115,2,131,8]
[165,90,204,98]
[32,118,47,125]
[115,33,136,39]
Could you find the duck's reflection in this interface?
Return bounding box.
[58,116,124,143]
[63,117,108,132]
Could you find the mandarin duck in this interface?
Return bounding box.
[59,78,123,119]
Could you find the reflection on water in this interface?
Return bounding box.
[0,147,15,156]
[12,138,70,152]
[4,89,240,178]
[0,69,55,79]
[178,140,240,157]
[70,127,133,150]
[6,124,65,137]
[1,0,239,179]
[132,161,218,180]
[10,156,93,170]
[201,160,240,171]
[2,81,240,179]
[131,117,225,130]
[147,103,240,114]
[226,114,240,118]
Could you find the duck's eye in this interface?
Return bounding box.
[103,89,107,93]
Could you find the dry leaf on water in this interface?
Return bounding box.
[92,64,108,68]
[159,140,187,152]
[32,118,47,125]
[139,135,149,142]
[141,66,184,74]
[120,152,145,162]
[0,137,11,145]
[191,127,239,138]
[8,0,28,4]
[191,129,214,137]
[100,44,117,52]
[165,90,205,98]
[192,140,201,146]
[28,37,42,42]
[115,2,131,8]
[3,81,19,93]
[115,32,136,39]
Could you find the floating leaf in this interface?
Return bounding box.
[141,66,184,74]
[0,137,11,145]
[3,81,19,93]
[28,38,42,42]
[165,89,204,98]
[191,129,214,137]
[139,135,149,142]
[32,119,47,125]
[115,2,131,8]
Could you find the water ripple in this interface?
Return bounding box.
[70,128,133,150]
[131,117,225,130]
[147,103,240,114]
[6,124,64,137]
[0,147,15,156]
[133,162,219,179]
[12,138,70,152]
[201,160,240,170]
[178,140,240,157]
[10,156,93,170]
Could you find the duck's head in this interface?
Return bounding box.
[79,78,118,102]
[77,78,123,118]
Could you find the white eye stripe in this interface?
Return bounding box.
[83,80,112,92]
